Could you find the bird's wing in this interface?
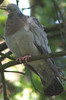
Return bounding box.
[27,17,61,78]
[27,17,51,54]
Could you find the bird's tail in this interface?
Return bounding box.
[41,78,64,96]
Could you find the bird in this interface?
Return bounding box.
[0,4,64,96]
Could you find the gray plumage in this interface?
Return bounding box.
[1,4,64,96]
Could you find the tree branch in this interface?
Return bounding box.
[1,71,8,100]
[0,42,7,52]
[0,52,14,61]
[4,70,25,75]
[44,23,63,33]
[0,51,66,70]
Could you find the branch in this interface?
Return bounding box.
[0,58,8,100]
[1,71,8,100]
[16,0,19,6]
[22,2,45,11]
[52,0,64,22]
[0,51,12,62]
[4,70,25,75]
[44,23,63,33]
[51,0,65,39]
[0,52,14,61]
[0,51,66,70]
[22,5,37,10]
[0,42,7,52]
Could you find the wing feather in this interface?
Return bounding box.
[27,17,51,54]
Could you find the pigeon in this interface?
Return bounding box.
[0,4,64,96]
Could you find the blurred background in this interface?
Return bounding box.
[0,0,66,100]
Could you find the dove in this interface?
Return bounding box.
[0,4,64,96]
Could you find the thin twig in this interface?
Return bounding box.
[22,5,36,10]
[16,0,19,6]
[0,51,12,62]
[52,0,64,21]
[0,52,15,60]
[4,70,25,75]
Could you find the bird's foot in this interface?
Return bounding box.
[16,55,31,63]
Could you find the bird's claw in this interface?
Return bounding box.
[16,55,31,63]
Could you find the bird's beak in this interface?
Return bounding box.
[0,6,7,11]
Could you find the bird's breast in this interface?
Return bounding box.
[4,28,40,57]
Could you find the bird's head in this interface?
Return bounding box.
[0,4,21,15]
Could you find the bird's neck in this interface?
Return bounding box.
[8,12,23,18]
